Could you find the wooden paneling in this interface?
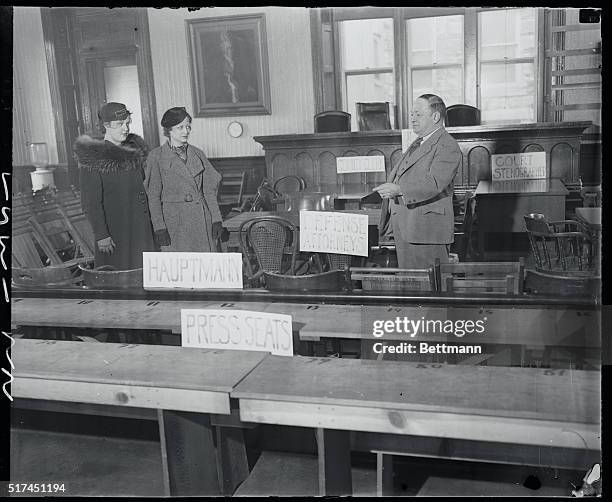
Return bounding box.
[13,7,59,165]
[209,156,266,196]
[254,122,591,190]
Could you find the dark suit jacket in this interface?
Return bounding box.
[380,127,462,244]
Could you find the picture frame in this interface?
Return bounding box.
[186,14,272,117]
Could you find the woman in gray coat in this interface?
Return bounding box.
[145,107,223,252]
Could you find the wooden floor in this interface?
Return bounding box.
[10,429,165,497]
[10,427,583,497]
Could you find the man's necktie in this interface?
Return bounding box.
[389,136,423,183]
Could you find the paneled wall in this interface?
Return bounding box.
[147,7,316,158]
[254,122,591,190]
[13,7,58,165]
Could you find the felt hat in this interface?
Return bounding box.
[98,102,130,122]
[161,107,190,128]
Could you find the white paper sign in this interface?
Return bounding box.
[143,252,243,289]
[489,179,549,193]
[299,210,369,257]
[181,309,293,357]
[336,155,385,173]
[401,129,419,153]
[491,151,547,180]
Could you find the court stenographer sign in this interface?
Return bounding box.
[491,151,547,181]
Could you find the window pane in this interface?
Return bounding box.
[480,62,535,123]
[340,18,394,70]
[407,15,464,66]
[346,72,395,130]
[411,68,463,108]
[479,8,536,60]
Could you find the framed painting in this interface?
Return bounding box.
[186,14,272,117]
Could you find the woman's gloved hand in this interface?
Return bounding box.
[97,236,116,254]
[154,229,171,247]
[212,221,223,241]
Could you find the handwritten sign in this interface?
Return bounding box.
[143,252,243,289]
[336,155,385,174]
[491,152,547,181]
[299,210,368,257]
[401,129,419,153]
[487,179,549,193]
[181,309,293,357]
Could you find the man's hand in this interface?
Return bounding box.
[212,221,223,241]
[97,236,116,254]
[373,183,402,199]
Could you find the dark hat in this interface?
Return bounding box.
[161,107,190,128]
[98,102,131,122]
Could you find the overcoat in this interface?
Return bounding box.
[144,143,223,252]
[75,134,158,270]
[380,127,462,244]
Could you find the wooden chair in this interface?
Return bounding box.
[436,259,524,295]
[218,172,247,207]
[452,190,477,261]
[524,213,594,274]
[351,267,436,293]
[238,216,299,286]
[446,104,481,127]
[356,102,391,131]
[272,175,306,196]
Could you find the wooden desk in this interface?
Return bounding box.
[575,207,601,230]
[232,355,600,495]
[475,179,569,260]
[223,209,381,231]
[223,209,381,251]
[12,339,267,496]
[575,206,601,274]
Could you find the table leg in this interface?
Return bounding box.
[376,452,394,496]
[215,426,250,495]
[159,410,221,496]
[316,428,352,495]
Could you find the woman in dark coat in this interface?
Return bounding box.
[74,102,157,270]
[144,107,223,252]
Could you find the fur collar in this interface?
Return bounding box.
[74,134,149,173]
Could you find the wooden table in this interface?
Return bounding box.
[575,207,601,230]
[475,179,569,260]
[231,355,600,495]
[11,339,267,496]
[222,209,381,251]
[575,207,601,273]
[11,298,600,365]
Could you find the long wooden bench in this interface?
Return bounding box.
[231,355,600,495]
[11,298,601,367]
[11,339,267,496]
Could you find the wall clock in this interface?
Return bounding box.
[228,121,243,138]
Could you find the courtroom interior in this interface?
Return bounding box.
[8,6,602,497]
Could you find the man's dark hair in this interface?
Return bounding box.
[418,94,447,124]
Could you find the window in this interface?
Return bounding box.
[406,15,464,108]
[325,8,543,128]
[338,18,395,130]
[478,9,537,124]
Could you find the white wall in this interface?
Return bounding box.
[147,7,315,157]
[13,7,58,165]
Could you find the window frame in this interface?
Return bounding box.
[330,7,545,129]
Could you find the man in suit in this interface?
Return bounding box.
[374,94,462,269]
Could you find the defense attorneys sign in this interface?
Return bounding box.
[299,210,369,257]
